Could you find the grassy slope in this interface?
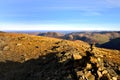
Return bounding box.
[0,32,89,62]
[0,32,120,65]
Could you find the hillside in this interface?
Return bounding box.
[22,31,120,48]
[100,38,120,50]
[63,31,120,44]
[0,32,120,80]
[38,32,64,38]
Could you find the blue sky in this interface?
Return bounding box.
[0,0,120,31]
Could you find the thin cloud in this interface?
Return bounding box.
[81,11,102,16]
[105,0,120,7]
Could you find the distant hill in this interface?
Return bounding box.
[63,31,120,44]
[100,38,120,50]
[0,32,120,80]
[34,31,120,45]
[0,31,5,33]
[9,31,120,50]
[38,32,64,38]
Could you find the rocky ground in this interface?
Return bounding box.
[0,32,120,80]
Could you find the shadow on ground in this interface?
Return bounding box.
[0,52,80,80]
[0,51,120,80]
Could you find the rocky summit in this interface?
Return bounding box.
[0,32,120,80]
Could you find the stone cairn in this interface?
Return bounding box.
[56,45,119,80]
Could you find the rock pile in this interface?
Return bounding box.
[56,50,120,80]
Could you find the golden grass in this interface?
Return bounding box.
[0,32,120,65]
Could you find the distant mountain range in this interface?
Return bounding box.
[4,31,120,50]
[34,31,120,50]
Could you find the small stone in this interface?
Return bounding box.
[112,77,117,80]
[85,71,95,80]
[90,57,97,63]
[106,73,111,80]
[86,63,92,70]
[97,71,102,78]
[25,58,29,61]
[76,71,83,76]
[64,52,71,56]
[73,53,82,60]
[79,76,85,80]
[97,57,101,62]
[98,67,105,71]
[56,53,63,57]
[3,46,9,51]
[16,43,22,46]
[102,70,108,75]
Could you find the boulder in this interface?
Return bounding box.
[73,53,82,60]
[97,71,102,78]
[102,70,108,75]
[112,77,117,80]
[86,63,92,70]
[85,71,95,80]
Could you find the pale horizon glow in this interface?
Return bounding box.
[0,23,120,31]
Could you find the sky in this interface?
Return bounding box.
[0,0,120,31]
